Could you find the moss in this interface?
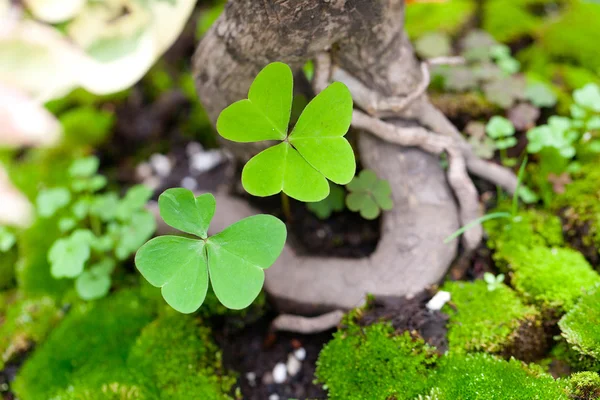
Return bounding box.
[510,247,600,315]
[559,289,600,361]
[127,313,236,399]
[0,247,16,290]
[540,3,600,74]
[315,322,437,400]
[482,0,550,43]
[0,295,63,370]
[405,0,475,40]
[428,353,569,399]
[12,289,155,399]
[551,341,600,373]
[429,92,499,121]
[442,280,542,358]
[568,371,600,400]
[484,209,564,268]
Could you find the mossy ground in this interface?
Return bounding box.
[442,280,543,359]
[559,289,600,361]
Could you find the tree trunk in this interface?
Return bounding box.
[193,0,460,313]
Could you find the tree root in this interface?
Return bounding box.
[271,310,345,334]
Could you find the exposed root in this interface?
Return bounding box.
[271,310,345,334]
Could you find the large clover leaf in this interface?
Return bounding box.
[135,188,287,313]
[216,62,355,202]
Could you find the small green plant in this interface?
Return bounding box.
[0,226,16,253]
[484,272,505,291]
[135,188,286,313]
[486,116,517,165]
[345,170,393,220]
[216,62,356,202]
[38,156,156,300]
[490,44,521,76]
[307,184,346,220]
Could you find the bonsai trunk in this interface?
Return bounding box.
[192,0,516,314]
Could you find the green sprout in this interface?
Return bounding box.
[217,62,356,202]
[486,116,517,165]
[307,184,346,220]
[483,272,505,292]
[345,170,393,220]
[135,188,287,313]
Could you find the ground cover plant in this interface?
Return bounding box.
[3,0,600,399]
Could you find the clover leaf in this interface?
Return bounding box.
[115,185,154,221]
[345,170,393,220]
[486,116,516,150]
[37,187,71,217]
[574,83,600,113]
[135,188,287,313]
[75,259,115,300]
[484,272,505,292]
[527,116,578,158]
[69,156,100,178]
[217,62,356,202]
[48,230,94,278]
[307,184,345,220]
[525,82,557,108]
[0,226,16,252]
[114,211,156,260]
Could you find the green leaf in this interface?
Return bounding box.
[75,259,115,300]
[69,156,100,178]
[90,193,120,221]
[486,116,515,139]
[289,82,355,184]
[116,185,153,221]
[115,211,156,260]
[525,83,557,108]
[241,142,330,202]
[307,184,346,220]
[574,83,600,112]
[135,236,209,314]
[71,198,91,220]
[158,189,215,239]
[37,188,71,217]
[0,226,16,252]
[58,217,77,233]
[217,62,292,142]
[48,230,92,278]
[206,215,286,309]
[345,170,394,220]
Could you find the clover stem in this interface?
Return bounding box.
[281,192,292,222]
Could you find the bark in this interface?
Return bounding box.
[193,0,461,313]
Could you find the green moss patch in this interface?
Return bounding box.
[405,0,475,40]
[483,0,550,43]
[568,371,600,400]
[315,322,437,400]
[559,289,600,361]
[442,280,543,359]
[429,353,569,399]
[510,247,600,315]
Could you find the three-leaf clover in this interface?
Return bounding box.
[486,116,516,150]
[217,62,356,202]
[75,259,115,300]
[484,272,505,292]
[527,116,578,158]
[307,184,345,220]
[346,170,393,220]
[135,188,287,313]
[48,230,94,278]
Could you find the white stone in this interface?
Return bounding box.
[286,354,302,377]
[246,372,256,387]
[268,395,280,400]
[150,153,172,177]
[272,362,287,384]
[190,150,223,174]
[143,176,161,191]
[135,162,153,180]
[426,290,451,311]
[186,141,204,157]
[294,347,306,361]
[181,176,197,191]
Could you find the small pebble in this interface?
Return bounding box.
[426,290,451,311]
[272,362,287,384]
[269,395,280,400]
[294,347,306,361]
[150,154,172,177]
[190,150,223,174]
[142,176,161,191]
[186,141,204,157]
[135,162,153,180]
[286,354,302,377]
[181,176,198,191]
[262,372,274,385]
[246,372,257,387]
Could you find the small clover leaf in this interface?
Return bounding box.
[115,185,153,221]
[48,230,93,278]
[90,193,120,222]
[307,184,345,220]
[69,156,100,178]
[71,175,107,193]
[75,259,115,300]
[486,116,515,139]
[217,62,355,202]
[484,272,505,292]
[114,211,156,260]
[0,226,16,252]
[135,188,287,313]
[525,83,557,108]
[574,83,600,113]
[345,170,393,220]
[527,116,578,158]
[37,187,71,217]
[58,217,77,233]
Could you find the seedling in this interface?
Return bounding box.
[486,116,517,165]
[135,188,287,313]
[307,184,346,220]
[38,156,156,300]
[217,62,356,202]
[484,272,505,292]
[346,170,393,220]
